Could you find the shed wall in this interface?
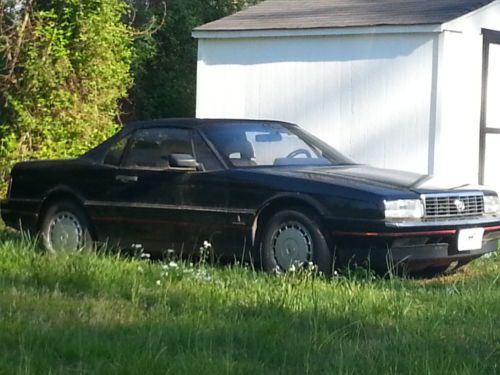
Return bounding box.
[436,0,500,190]
[432,31,483,184]
[196,33,437,174]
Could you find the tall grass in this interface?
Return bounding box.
[0,229,499,374]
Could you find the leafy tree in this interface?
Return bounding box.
[127,0,261,120]
[0,0,133,188]
[0,0,259,192]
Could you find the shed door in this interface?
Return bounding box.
[480,29,500,190]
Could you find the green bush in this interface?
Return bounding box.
[0,0,134,193]
[0,0,261,195]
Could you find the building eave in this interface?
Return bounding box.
[192,24,444,39]
[442,0,500,33]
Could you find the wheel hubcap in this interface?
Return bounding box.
[47,212,83,252]
[272,222,313,270]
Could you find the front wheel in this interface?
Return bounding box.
[259,209,333,276]
[40,201,93,252]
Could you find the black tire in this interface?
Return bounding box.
[259,208,333,276]
[40,200,94,252]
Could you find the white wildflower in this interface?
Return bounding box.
[194,270,212,282]
[156,280,161,286]
[168,261,179,269]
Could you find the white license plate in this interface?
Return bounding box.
[457,228,484,251]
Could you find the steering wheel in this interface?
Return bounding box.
[286,148,312,159]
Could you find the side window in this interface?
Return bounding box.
[122,128,192,169]
[104,135,129,166]
[193,131,223,171]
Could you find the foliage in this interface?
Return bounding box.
[126,0,261,121]
[0,0,134,190]
[0,230,499,374]
[0,0,261,194]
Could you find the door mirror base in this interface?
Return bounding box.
[168,153,200,171]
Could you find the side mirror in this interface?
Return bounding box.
[168,153,200,170]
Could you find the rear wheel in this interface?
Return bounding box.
[40,201,93,252]
[259,209,332,276]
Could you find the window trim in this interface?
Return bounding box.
[193,128,228,171]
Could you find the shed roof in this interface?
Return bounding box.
[195,0,496,32]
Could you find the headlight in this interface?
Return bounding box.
[384,199,424,219]
[484,195,500,215]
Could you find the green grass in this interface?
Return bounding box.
[0,230,499,374]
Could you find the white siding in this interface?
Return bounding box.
[197,33,437,174]
[435,0,500,190]
[432,31,483,185]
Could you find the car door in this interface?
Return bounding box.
[83,132,133,244]
[179,130,235,254]
[104,127,230,254]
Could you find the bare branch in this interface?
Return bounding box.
[6,0,33,80]
[128,5,136,25]
[131,1,166,38]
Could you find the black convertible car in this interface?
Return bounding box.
[2,119,500,275]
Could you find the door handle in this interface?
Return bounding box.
[116,175,138,183]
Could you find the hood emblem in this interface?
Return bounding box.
[454,199,466,213]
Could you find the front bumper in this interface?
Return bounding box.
[0,199,39,233]
[327,217,500,272]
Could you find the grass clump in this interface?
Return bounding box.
[0,230,499,374]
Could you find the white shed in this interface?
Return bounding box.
[193,0,500,190]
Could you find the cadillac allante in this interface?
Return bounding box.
[2,119,500,276]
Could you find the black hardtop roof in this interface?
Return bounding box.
[83,118,298,161]
[124,118,297,130]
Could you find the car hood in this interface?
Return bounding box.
[252,164,483,194]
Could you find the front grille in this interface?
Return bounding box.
[424,194,484,219]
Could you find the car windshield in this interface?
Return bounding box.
[202,122,354,168]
